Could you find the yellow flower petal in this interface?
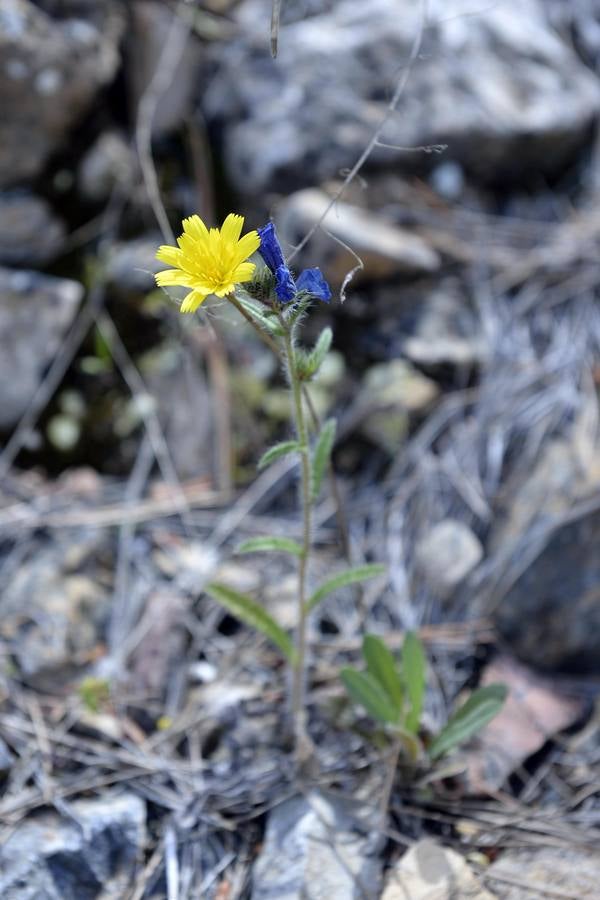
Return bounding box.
[180,290,209,313]
[182,215,209,242]
[220,213,244,246]
[155,269,196,288]
[213,282,236,297]
[156,245,183,267]
[232,230,260,265]
[232,261,256,283]
[154,212,259,312]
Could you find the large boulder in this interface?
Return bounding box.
[203,0,600,193]
[0,0,124,187]
[0,268,82,430]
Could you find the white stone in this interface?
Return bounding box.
[416,520,483,596]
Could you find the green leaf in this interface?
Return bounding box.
[236,536,303,557]
[310,418,337,502]
[301,327,333,379]
[428,683,508,760]
[205,582,296,663]
[94,326,113,364]
[402,632,426,734]
[341,668,400,725]
[305,563,386,613]
[362,635,403,712]
[236,295,284,336]
[258,440,301,470]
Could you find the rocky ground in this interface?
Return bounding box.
[1,0,600,897]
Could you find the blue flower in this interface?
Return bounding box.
[257,221,332,304]
[257,222,286,273]
[296,267,332,302]
[275,265,297,302]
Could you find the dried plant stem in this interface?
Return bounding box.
[283,324,315,765]
[379,735,402,828]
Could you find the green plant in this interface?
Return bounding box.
[78,676,111,714]
[341,633,507,763]
[155,214,386,764]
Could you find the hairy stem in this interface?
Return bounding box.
[230,294,350,562]
[282,323,314,764]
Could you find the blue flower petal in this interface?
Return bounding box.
[296,267,332,302]
[275,265,297,302]
[257,222,286,273]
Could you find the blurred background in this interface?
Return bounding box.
[1,0,600,897]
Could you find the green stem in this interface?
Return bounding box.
[282,321,314,765]
[230,293,350,563]
[230,293,315,763]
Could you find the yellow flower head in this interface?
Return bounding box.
[155,213,260,313]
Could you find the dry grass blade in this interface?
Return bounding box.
[271,0,282,57]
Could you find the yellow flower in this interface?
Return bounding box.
[155,213,260,313]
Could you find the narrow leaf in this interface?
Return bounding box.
[310,418,336,502]
[205,582,296,663]
[306,327,333,378]
[305,563,386,613]
[362,635,403,712]
[236,536,303,557]
[341,668,399,725]
[428,684,508,760]
[236,295,284,335]
[402,631,426,734]
[258,440,301,470]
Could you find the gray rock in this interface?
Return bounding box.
[495,504,600,673]
[0,792,146,900]
[361,360,438,412]
[252,792,381,900]
[277,189,439,286]
[0,534,110,679]
[0,0,124,187]
[486,846,600,900]
[490,425,600,553]
[0,192,65,266]
[416,519,483,598]
[358,360,438,453]
[382,840,496,900]
[78,131,135,202]
[0,268,82,430]
[204,0,600,193]
[400,282,485,370]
